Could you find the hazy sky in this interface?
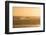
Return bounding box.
[13,7,40,16]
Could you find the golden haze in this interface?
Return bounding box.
[13,7,40,16]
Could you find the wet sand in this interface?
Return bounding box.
[13,16,40,28]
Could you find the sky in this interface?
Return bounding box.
[13,7,40,16]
